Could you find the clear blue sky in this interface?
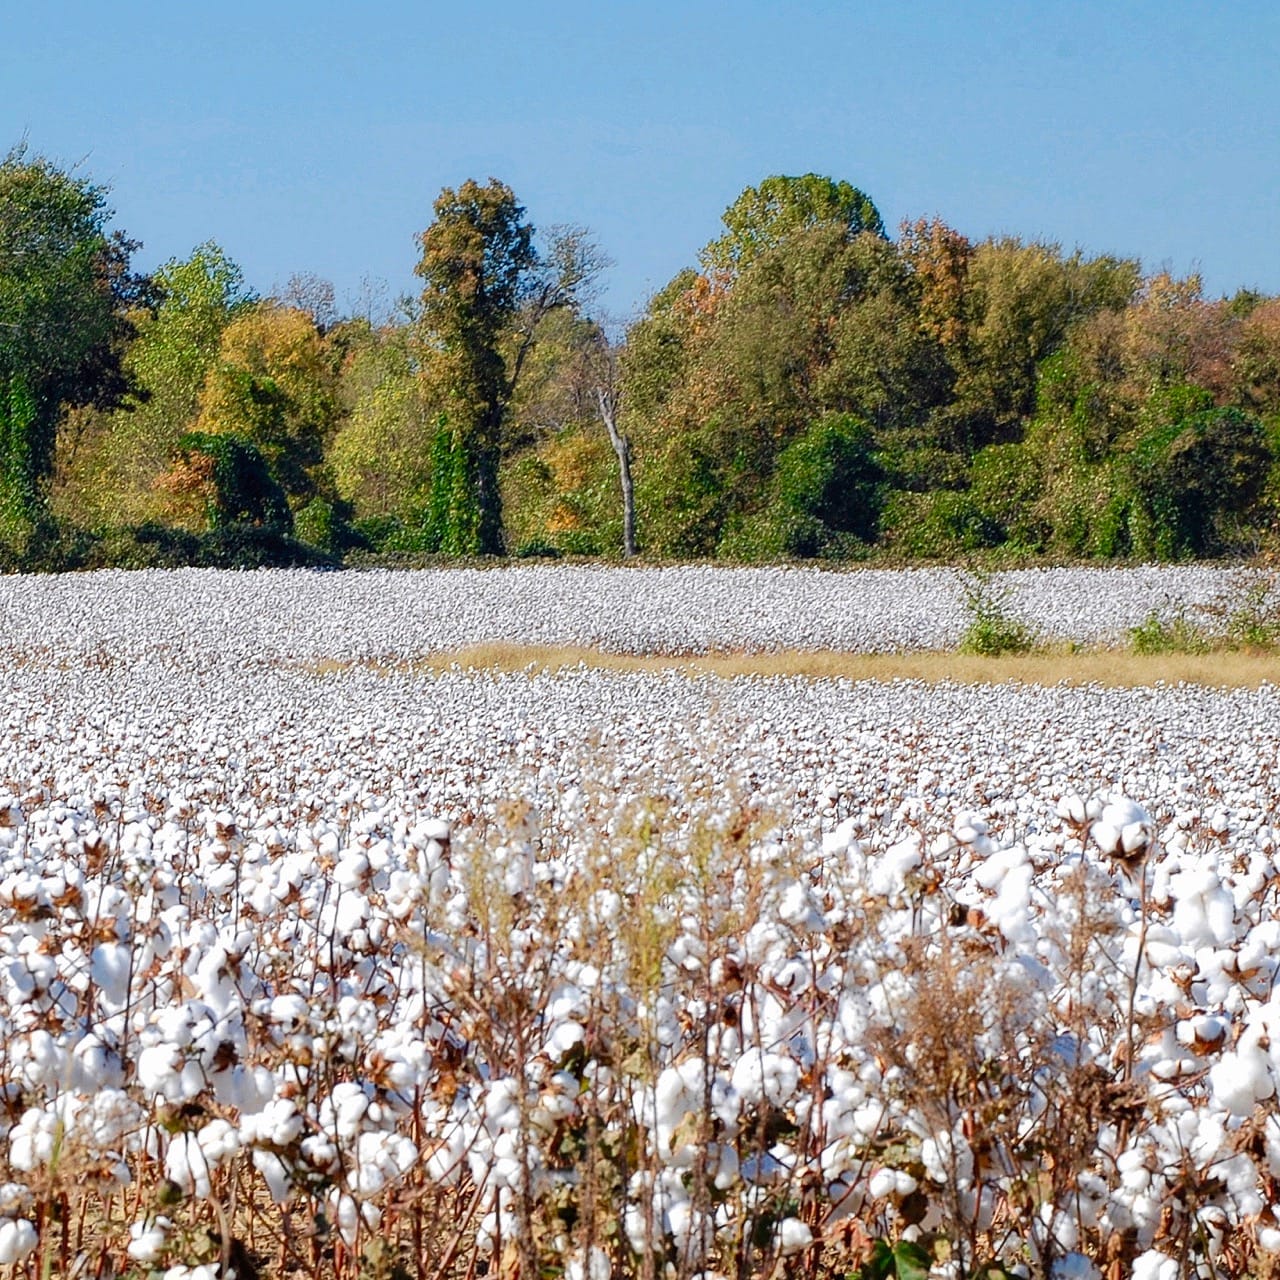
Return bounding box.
[4,2,1277,321]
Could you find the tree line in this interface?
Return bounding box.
[2,145,1278,570]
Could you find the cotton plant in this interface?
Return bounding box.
[0,574,1276,1276]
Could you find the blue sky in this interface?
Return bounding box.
[4,2,1277,321]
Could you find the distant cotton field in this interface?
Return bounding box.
[0,568,1277,1279]
[0,564,1249,663]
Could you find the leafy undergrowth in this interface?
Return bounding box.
[0,782,1278,1280]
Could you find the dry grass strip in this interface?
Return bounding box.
[307,644,1280,688]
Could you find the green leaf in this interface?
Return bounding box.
[852,1238,894,1279]
[891,1239,932,1280]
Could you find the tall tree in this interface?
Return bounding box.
[699,174,886,276]
[415,179,536,554]
[0,146,149,542]
[415,183,599,554]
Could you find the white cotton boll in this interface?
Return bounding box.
[127,1217,171,1263]
[166,1132,212,1198]
[324,1189,379,1246]
[242,1097,303,1147]
[252,1150,292,1204]
[867,1168,898,1199]
[162,1265,219,1280]
[352,1131,418,1198]
[137,1043,184,1101]
[777,880,822,931]
[216,1063,274,1113]
[9,1109,57,1172]
[774,1218,812,1256]
[484,1078,522,1134]
[334,892,369,935]
[545,1019,585,1060]
[1258,1224,1280,1252]
[329,1082,370,1137]
[921,1129,973,1187]
[334,852,368,888]
[1090,822,1122,857]
[869,834,921,899]
[823,817,859,856]
[198,1118,240,1166]
[0,1219,37,1265]
[0,1187,31,1219]
[1208,1046,1275,1116]
[566,1245,611,1280]
[90,942,133,1007]
[1131,1250,1179,1280]
[1056,794,1088,826]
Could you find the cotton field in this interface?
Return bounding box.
[0,568,1278,1280]
[0,563,1250,663]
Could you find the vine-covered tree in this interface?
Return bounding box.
[415,182,602,554]
[0,146,150,543]
[415,179,537,554]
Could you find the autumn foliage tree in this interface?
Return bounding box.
[194,301,339,504]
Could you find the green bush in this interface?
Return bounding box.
[969,442,1047,550]
[882,490,999,559]
[956,568,1036,655]
[772,413,883,542]
[1128,609,1210,655]
[174,432,293,532]
[1129,403,1271,559]
[294,496,364,555]
[513,538,563,560]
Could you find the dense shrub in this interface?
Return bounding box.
[881,490,998,559]
[1129,405,1272,558]
[170,432,293,532]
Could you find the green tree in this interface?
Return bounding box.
[415,179,535,554]
[700,173,886,275]
[158,430,291,531]
[1130,397,1270,558]
[415,183,599,554]
[329,319,437,521]
[56,242,254,525]
[0,146,149,543]
[946,239,1139,452]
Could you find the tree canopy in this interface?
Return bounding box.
[3,155,1279,570]
[0,146,148,540]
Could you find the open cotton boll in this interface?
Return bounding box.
[1208,1037,1276,1116]
[252,1150,292,1204]
[565,1245,611,1280]
[773,1217,812,1256]
[731,1051,799,1110]
[0,1220,38,1266]
[90,941,134,1008]
[164,1132,211,1198]
[868,833,921,899]
[351,1131,418,1197]
[127,1217,171,1263]
[8,1108,59,1172]
[777,880,823,932]
[1130,1250,1179,1280]
[163,1262,220,1280]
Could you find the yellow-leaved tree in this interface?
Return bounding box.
[193,301,339,505]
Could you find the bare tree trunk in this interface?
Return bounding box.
[597,386,635,557]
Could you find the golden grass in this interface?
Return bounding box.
[306,643,1280,688]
